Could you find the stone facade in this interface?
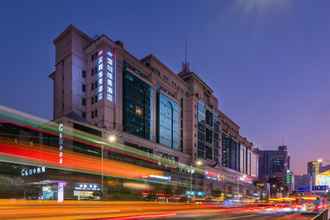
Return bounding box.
[50,25,259,196]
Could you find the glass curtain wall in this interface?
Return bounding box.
[157,91,181,150]
[123,64,152,140]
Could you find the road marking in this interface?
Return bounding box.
[220,214,259,220]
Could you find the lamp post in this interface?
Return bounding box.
[190,167,195,193]
[101,134,116,199]
[189,160,203,199]
[237,175,247,198]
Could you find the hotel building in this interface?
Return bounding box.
[46,24,259,198]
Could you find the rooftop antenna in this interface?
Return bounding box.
[185,39,188,64]
[182,39,190,72]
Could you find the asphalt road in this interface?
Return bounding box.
[149,209,314,220]
[0,200,320,220]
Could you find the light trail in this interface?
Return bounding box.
[0,105,251,186]
[0,142,163,180]
[0,105,203,175]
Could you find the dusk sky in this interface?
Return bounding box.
[0,0,329,175]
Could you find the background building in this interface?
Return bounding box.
[257,146,291,196]
[307,160,322,186]
[294,174,310,192]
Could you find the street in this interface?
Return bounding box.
[0,200,322,220]
[150,209,314,220]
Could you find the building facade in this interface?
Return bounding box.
[307,160,322,186]
[257,146,291,196]
[48,25,259,198]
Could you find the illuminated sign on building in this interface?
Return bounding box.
[95,49,115,102]
[21,166,46,176]
[58,123,64,164]
[106,50,114,102]
[96,50,104,101]
[312,185,328,192]
[316,174,330,188]
[74,183,101,191]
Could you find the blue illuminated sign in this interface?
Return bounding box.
[312,185,328,191]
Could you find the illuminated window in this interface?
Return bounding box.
[107,79,112,87]
[107,51,113,57]
[107,93,113,101]
[98,50,103,56]
[97,93,103,100]
[98,78,103,86]
[98,85,103,93]
[107,72,113,79]
[107,87,113,94]
[98,57,103,64]
[98,63,103,71]
[107,65,113,72]
[98,71,103,79]
[107,57,113,65]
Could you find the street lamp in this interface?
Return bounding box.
[317,158,323,163]
[195,160,203,167]
[108,134,117,143]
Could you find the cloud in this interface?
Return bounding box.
[236,0,290,14]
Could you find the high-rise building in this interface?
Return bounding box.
[307,160,321,186]
[257,146,291,195]
[49,25,259,197]
[49,25,190,165]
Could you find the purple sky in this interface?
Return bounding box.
[1,0,329,174]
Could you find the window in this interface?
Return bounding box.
[107,65,113,72]
[98,63,103,71]
[97,93,103,101]
[82,112,86,119]
[97,57,103,65]
[206,110,213,127]
[206,128,213,144]
[97,71,103,79]
[107,79,112,87]
[98,78,103,86]
[107,57,113,65]
[82,84,86,92]
[82,70,86,78]
[107,72,113,79]
[157,91,181,150]
[81,98,86,106]
[206,146,213,160]
[107,94,113,101]
[98,85,103,93]
[123,64,152,140]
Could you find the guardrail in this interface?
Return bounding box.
[312,209,328,220]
